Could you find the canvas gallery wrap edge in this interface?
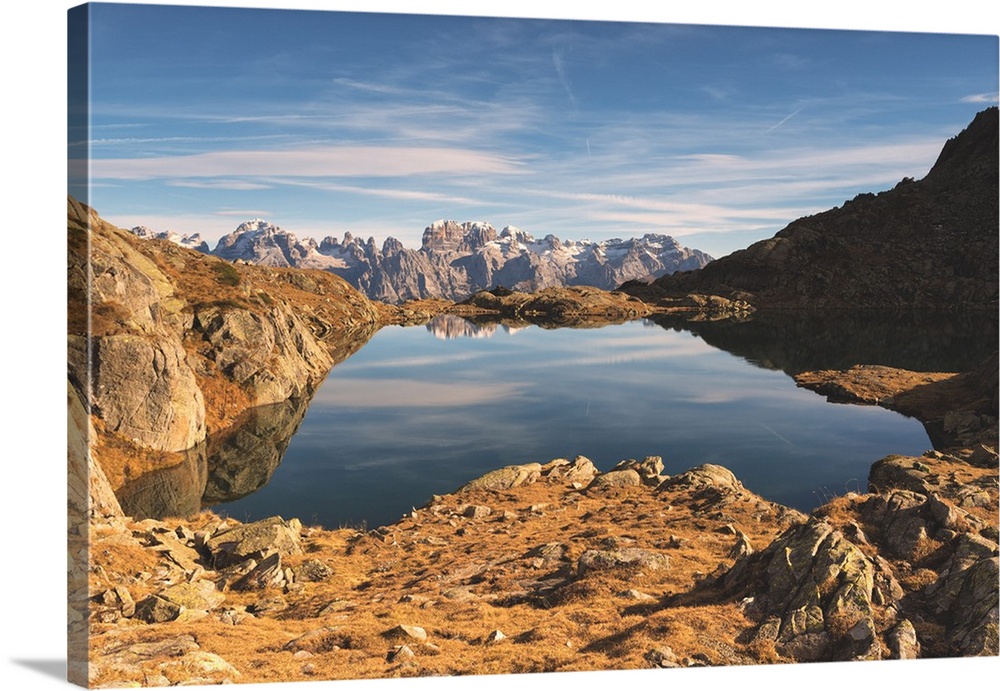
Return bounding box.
[66,2,999,689]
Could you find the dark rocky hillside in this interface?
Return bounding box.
[626,108,999,309]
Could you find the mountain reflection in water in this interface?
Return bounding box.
[119,310,996,529]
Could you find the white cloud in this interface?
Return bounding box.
[88,145,528,180]
[167,180,272,191]
[262,177,490,206]
[960,92,999,104]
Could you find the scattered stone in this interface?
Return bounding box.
[620,589,656,601]
[232,553,285,591]
[133,596,182,624]
[442,587,476,602]
[645,646,680,668]
[317,599,354,616]
[148,533,202,573]
[721,519,874,662]
[292,650,314,660]
[387,645,415,662]
[543,455,598,485]
[283,626,343,654]
[205,516,302,569]
[887,619,921,659]
[485,629,506,643]
[100,585,136,618]
[218,607,252,626]
[846,617,881,661]
[730,531,754,558]
[587,469,642,490]
[578,548,670,575]
[159,581,225,612]
[156,651,239,684]
[967,444,999,468]
[525,542,566,562]
[248,595,288,615]
[297,559,333,582]
[658,464,746,494]
[384,624,427,641]
[463,505,492,519]
[609,456,664,486]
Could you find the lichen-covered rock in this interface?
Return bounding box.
[887,619,921,659]
[133,596,182,624]
[384,624,428,641]
[657,464,744,493]
[608,456,664,486]
[586,468,642,491]
[925,533,999,656]
[541,456,598,485]
[205,516,303,568]
[158,581,225,612]
[577,548,670,575]
[457,463,542,492]
[722,519,874,662]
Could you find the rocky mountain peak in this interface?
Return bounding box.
[926,106,998,186]
[422,220,498,253]
[232,218,281,236]
[129,225,209,253]
[500,225,535,246]
[130,214,713,303]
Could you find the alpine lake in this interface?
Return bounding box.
[117,310,998,531]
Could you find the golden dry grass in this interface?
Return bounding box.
[86,470,806,685]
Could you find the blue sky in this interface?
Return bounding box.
[75,3,998,259]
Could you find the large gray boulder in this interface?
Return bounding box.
[91,334,206,452]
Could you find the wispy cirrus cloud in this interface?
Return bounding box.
[261,177,490,206]
[89,145,528,180]
[167,180,271,191]
[960,92,999,104]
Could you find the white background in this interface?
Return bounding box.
[2,1,998,689]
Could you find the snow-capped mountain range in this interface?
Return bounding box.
[131,218,713,303]
[130,226,210,253]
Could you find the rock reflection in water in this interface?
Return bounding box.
[115,445,208,521]
[115,395,312,520]
[202,395,312,504]
[646,309,997,376]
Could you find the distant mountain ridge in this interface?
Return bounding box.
[626,107,999,309]
[130,225,210,253]
[132,219,713,303]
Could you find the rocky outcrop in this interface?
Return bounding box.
[69,196,382,487]
[91,334,207,452]
[722,520,875,661]
[628,108,999,309]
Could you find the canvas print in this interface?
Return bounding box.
[67,2,999,688]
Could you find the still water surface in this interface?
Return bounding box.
[210,317,934,529]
